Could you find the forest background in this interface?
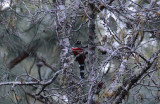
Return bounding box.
[0,0,160,104]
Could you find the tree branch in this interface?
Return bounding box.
[7,44,38,69]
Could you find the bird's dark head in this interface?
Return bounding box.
[76,40,81,44]
[74,40,82,47]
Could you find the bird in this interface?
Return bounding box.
[72,40,86,79]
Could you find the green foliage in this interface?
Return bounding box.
[108,16,117,32]
[0,34,26,57]
[0,0,160,104]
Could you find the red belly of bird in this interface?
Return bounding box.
[72,47,85,64]
[72,47,83,56]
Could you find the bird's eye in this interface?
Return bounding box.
[77,41,81,43]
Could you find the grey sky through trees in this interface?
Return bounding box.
[0,0,160,104]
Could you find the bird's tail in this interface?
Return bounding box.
[79,64,85,79]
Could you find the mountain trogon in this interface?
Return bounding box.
[72,41,86,78]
